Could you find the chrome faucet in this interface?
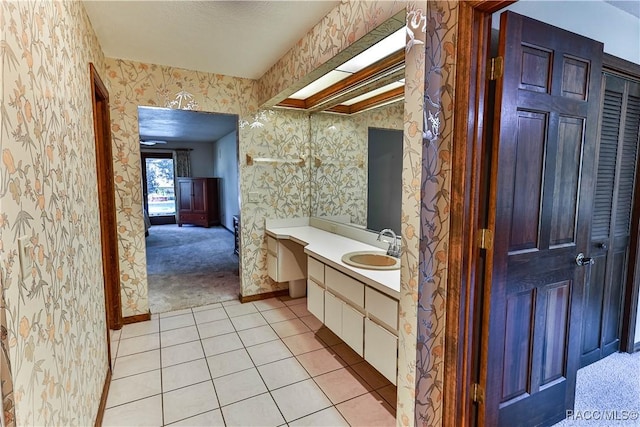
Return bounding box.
[378,228,400,258]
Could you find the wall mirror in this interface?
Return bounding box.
[309,104,404,235]
[285,14,406,235]
[271,11,407,235]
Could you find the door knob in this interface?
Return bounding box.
[598,242,608,250]
[576,253,595,266]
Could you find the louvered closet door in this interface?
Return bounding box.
[581,73,640,367]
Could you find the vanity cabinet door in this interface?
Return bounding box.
[324,291,342,336]
[307,279,325,322]
[342,303,364,356]
[364,318,398,385]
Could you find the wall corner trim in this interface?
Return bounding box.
[94,366,112,427]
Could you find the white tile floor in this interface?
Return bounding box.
[104,297,397,427]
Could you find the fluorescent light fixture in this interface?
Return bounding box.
[341,81,404,106]
[337,27,406,73]
[285,26,407,109]
[289,70,351,99]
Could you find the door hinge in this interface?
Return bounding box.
[472,383,484,404]
[477,229,493,250]
[488,56,504,81]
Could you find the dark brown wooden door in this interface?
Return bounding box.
[178,179,194,212]
[192,179,207,213]
[581,73,640,367]
[482,11,603,427]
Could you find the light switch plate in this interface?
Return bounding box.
[248,192,260,203]
[121,195,132,208]
[17,236,33,278]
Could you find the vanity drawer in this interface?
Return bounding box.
[308,257,325,284]
[307,279,324,322]
[365,287,399,331]
[267,236,277,254]
[325,267,364,308]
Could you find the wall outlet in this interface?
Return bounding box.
[17,236,33,278]
[248,192,260,203]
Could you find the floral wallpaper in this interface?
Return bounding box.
[104,1,412,316]
[0,289,13,427]
[106,59,261,315]
[105,58,313,312]
[105,1,444,425]
[398,3,428,426]
[415,2,458,426]
[0,1,109,425]
[241,110,312,294]
[258,1,406,107]
[310,102,403,225]
[0,0,463,425]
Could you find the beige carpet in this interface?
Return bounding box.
[552,351,640,426]
[145,224,240,313]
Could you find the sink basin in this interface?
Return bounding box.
[341,251,400,270]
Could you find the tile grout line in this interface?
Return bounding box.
[111,298,394,426]
[106,329,163,413]
[288,304,395,422]
[239,308,294,425]
[221,304,297,423]
[287,323,352,425]
[247,301,349,425]
[157,313,165,427]
[158,307,214,426]
[193,306,226,427]
[274,302,376,425]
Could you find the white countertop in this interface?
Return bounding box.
[265,225,401,299]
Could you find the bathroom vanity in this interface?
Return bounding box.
[265,218,400,385]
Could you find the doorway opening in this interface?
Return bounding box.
[89,63,122,334]
[137,106,240,314]
[444,2,640,426]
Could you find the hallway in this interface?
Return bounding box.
[104,297,397,426]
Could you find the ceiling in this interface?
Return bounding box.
[604,1,640,18]
[83,1,339,80]
[87,0,637,142]
[84,1,338,144]
[84,0,639,84]
[138,107,237,143]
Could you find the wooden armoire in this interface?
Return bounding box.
[177,177,220,227]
